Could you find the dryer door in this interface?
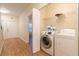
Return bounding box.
[41,35,52,49]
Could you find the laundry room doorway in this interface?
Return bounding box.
[28,8,40,53]
[28,14,33,51]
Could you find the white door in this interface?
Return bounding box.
[2,21,18,39]
[0,17,4,54]
[0,20,3,41]
[7,22,18,39]
[32,8,40,53]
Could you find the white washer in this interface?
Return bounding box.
[40,31,55,55]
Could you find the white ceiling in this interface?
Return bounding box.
[0,3,48,16]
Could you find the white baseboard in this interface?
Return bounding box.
[19,37,29,44]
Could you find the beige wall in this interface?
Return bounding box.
[40,3,78,32]
[19,12,29,43]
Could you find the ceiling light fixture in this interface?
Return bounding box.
[0,8,10,14]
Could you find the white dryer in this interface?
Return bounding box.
[40,31,55,56]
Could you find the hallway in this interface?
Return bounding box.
[1,38,49,56]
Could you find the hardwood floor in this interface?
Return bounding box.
[1,38,49,56]
[33,51,49,56]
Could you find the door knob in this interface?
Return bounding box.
[7,29,8,32]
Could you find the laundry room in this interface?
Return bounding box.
[0,1,79,59]
[40,3,78,56]
[0,3,78,56]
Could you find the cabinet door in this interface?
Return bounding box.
[32,8,40,53]
[55,37,75,56]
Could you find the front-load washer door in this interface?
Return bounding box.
[41,35,52,49]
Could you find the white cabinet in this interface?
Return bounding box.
[55,35,75,56]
